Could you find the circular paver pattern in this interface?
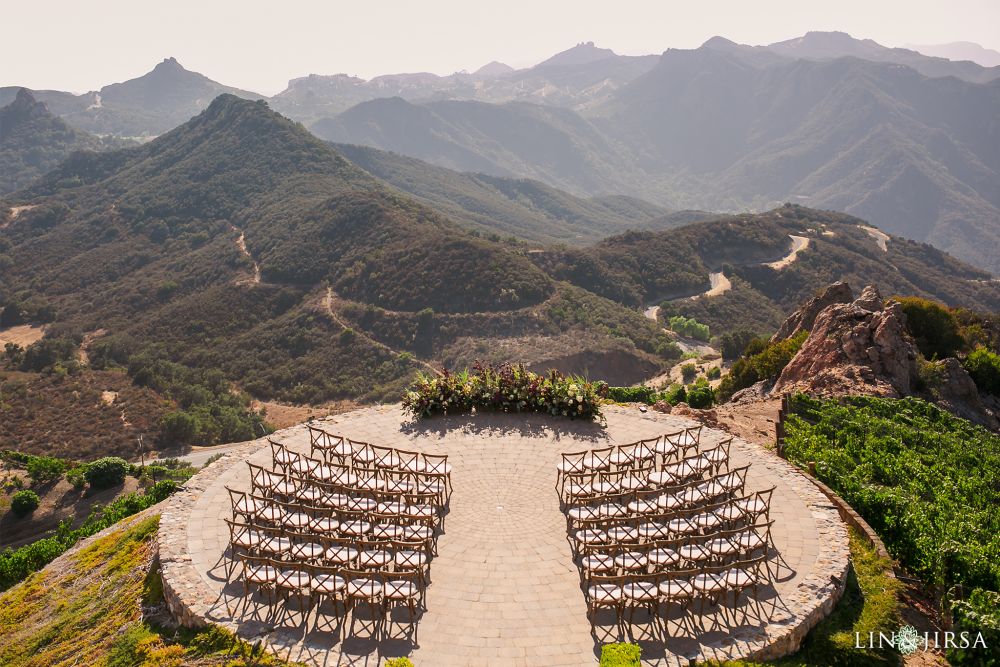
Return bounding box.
[158,405,849,666]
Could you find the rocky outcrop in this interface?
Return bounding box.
[773,285,918,397]
[771,281,854,342]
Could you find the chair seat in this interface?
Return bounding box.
[347,579,382,597]
[284,513,311,529]
[296,487,324,503]
[575,529,607,545]
[694,512,722,530]
[648,548,680,566]
[715,505,744,521]
[628,499,658,514]
[232,531,262,549]
[273,481,298,496]
[708,538,737,555]
[312,574,346,593]
[359,550,392,567]
[395,550,426,568]
[262,536,292,553]
[257,506,284,522]
[582,554,614,572]
[736,531,765,550]
[623,581,657,601]
[349,497,378,512]
[615,552,648,571]
[311,465,339,482]
[659,578,692,597]
[384,580,418,599]
[679,544,710,561]
[247,565,277,583]
[692,573,725,593]
[326,546,359,564]
[373,524,408,540]
[647,471,676,487]
[724,568,757,587]
[404,526,434,541]
[319,493,351,508]
[638,522,669,539]
[290,460,312,475]
[737,499,767,513]
[341,520,372,536]
[588,583,623,603]
[656,494,682,510]
[234,497,265,514]
[278,570,311,589]
[597,503,627,518]
[607,526,639,542]
[291,542,325,560]
[309,517,340,533]
[407,504,437,518]
[667,518,696,534]
[568,506,598,522]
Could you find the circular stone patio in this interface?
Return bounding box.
[158,405,849,666]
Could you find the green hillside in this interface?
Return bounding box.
[539,205,1000,335]
[0,90,111,195]
[1,95,672,405]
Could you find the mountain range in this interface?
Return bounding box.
[2,96,998,404]
[2,31,1000,274]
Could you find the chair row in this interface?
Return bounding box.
[248,461,449,508]
[576,522,773,576]
[584,553,769,623]
[559,438,731,503]
[556,426,704,494]
[564,463,749,512]
[305,427,453,485]
[238,553,424,633]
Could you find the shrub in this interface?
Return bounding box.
[402,362,603,421]
[606,386,656,404]
[10,490,40,517]
[668,315,710,342]
[718,329,759,361]
[662,383,686,405]
[19,337,78,372]
[66,466,87,490]
[896,296,966,359]
[26,455,68,485]
[680,363,697,384]
[85,456,129,489]
[706,366,721,380]
[600,642,641,666]
[686,378,715,408]
[964,347,1000,397]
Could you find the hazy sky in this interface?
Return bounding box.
[5,0,1000,94]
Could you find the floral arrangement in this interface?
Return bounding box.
[402,361,605,421]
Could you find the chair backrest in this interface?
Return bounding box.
[560,450,588,474]
[422,453,449,475]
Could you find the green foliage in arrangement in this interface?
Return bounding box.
[784,394,1000,657]
[84,456,129,490]
[402,362,604,420]
[0,480,177,591]
[10,490,39,517]
[0,451,71,486]
[668,315,710,342]
[896,296,967,359]
[716,330,808,402]
[963,347,1000,397]
[600,642,641,666]
[384,659,415,667]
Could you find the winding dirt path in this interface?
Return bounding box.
[324,287,441,376]
[765,235,810,270]
[859,225,889,253]
[229,223,261,285]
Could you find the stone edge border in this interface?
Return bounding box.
[156,409,851,665]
